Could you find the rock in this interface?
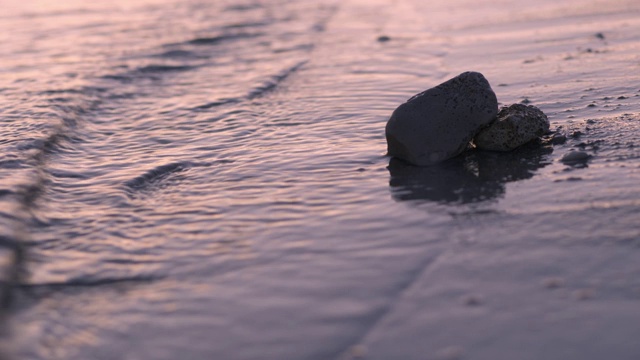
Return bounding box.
[385,72,498,166]
[549,132,567,145]
[474,104,550,151]
[561,150,591,163]
[461,294,483,306]
[540,130,567,146]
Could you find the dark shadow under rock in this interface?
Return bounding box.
[388,142,553,205]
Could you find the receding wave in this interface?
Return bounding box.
[102,64,199,82]
[18,274,160,290]
[124,161,193,192]
[247,60,307,99]
[186,32,263,46]
[154,49,198,59]
[224,3,264,12]
[222,21,268,30]
[194,98,241,110]
[137,64,197,73]
[193,61,308,110]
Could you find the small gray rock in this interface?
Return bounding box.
[561,150,591,163]
[549,132,567,145]
[385,72,498,166]
[474,104,550,151]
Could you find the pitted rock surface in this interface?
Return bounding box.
[385,71,498,166]
[474,104,550,151]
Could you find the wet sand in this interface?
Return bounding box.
[355,1,640,358]
[1,0,639,359]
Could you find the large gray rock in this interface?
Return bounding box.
[474,104,550,151]
[385,72,498,166]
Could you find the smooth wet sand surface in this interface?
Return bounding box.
[1,0,639,359]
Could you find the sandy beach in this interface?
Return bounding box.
[1,0,639,359]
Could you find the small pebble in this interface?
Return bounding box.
[462,294,483,306]
[587,103,597,108]
[561,151,591,163]
[377,35,391,42]
[617,95,627,99]
[550,133,567,145]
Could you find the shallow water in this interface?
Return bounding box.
[1,0,640,359]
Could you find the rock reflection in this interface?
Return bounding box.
[388,143,553,204]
